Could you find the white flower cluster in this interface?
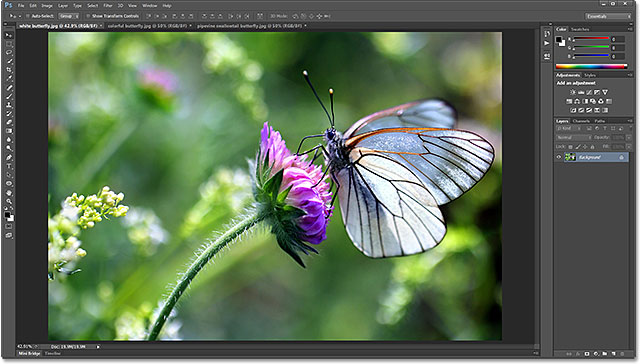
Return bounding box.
[114,302,181,341]
[114,310,149,341]
[122,207,168,256]
[66,186,128,229]
[180,169,252,239]
[48,186,129,281]
[199,169,252,213]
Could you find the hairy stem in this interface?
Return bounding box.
[146,209,266,340]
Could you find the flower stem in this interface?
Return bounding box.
[146,209,266,340]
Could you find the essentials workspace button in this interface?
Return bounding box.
[585,13,632,20]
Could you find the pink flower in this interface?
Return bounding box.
[138,67,178,96]
[259,122,293,176]
[281,165,332,244]
[254,122,332,266]
[258,122,332,244]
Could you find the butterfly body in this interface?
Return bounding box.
[324,127,351,171]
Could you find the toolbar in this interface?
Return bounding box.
[2,26,15,242]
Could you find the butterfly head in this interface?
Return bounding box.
[325,127,335,140]
[323,127,341,143]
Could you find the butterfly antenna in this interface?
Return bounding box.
[302,70,332,127]
[329,88,335,127]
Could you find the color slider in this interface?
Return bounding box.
[574,36,610,40]
[555,64,627,69]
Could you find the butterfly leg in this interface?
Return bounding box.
[297,143,321,156]
[296,143,327,164]
[310,146,323,164]
[324,171,340,217]
[330,171,340,207]
[298,143,330,163]
[312,144,331,164]
[295,134,324,155]
[297,144,332,191]
[311,164,331,189]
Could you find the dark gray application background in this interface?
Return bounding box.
[0,0,634,359]
[553,162,632,349]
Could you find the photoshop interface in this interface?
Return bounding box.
[0,0,636,359]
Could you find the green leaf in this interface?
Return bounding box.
[261,148,271,181]
[280,205,306,220]
[270,216,317,268]
[277,185,293,203]
[263,168,283,199]
[276,236,306,268]
[262,164,273,184]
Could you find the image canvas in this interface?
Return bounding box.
[47,31,502,341]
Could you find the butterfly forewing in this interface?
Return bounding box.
[335,148,446,258]
[344,99,456,138]
[344,128,494,206]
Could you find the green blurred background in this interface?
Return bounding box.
[48,32,502,341]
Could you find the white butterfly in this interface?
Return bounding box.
[298,71,495,258]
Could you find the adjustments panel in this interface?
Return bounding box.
[550,22,635,164]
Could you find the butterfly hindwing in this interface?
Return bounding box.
[335,147,446,258]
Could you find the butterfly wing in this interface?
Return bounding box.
[333,127,494,257]
[334,148,446,258]
[345,127,494,206]
[344,99,456,139]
